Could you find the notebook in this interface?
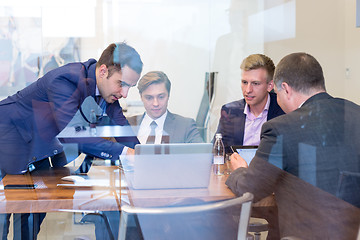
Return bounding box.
[126,143,213,189]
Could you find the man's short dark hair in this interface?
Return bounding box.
[96,42,143,77]
[137,71,171,95]
[240,54,275,83]
[274,52,326,94]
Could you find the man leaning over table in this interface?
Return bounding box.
[0,42,143,239]
[214,54,284,153]
[226,52,360,238]
[127,70,204,144]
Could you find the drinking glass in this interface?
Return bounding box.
[224,153,232,175]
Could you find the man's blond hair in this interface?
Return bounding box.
[240,54,275,83]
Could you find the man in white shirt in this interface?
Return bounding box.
[128,71,203,143]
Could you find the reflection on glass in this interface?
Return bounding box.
[0,0,359,239]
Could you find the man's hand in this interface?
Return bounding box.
[126,148,135,156]
[230,152,248,170]
[120,147,135,171]
[125,147,135,163]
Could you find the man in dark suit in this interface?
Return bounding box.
[226,52,360,238]
[0,42,143,239]
[0,42,142,175]
[215,54,284,153]
[127,71,203,144]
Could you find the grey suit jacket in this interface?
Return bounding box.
[128,111,204,143]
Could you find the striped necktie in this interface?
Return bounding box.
[96,96,107,122]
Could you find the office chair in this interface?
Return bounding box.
[119,192,254,240]
[336,171,360,208]
[248,219,269,240]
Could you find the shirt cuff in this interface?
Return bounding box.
[119,146,129,161]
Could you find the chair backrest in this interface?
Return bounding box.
[336,171,360,208]
[119,192,253,240]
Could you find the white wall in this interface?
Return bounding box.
[345,0,360,104]
[265,0,360,105]
[1,0,360,131]
[82,0,222,120]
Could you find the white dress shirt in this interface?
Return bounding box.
[95,87,127,159]
[138,111,168,144]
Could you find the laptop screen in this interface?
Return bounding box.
[127,143,213,189]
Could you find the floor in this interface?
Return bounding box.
[6,212,96,240]
[7,213,268,240]
[38,212,96,240]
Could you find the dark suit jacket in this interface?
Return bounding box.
[0,59,138,174]
[215,92,284,153]
[128,111,204,143]
[226,92,360,238]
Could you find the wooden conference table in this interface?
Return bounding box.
[8,158,359,240]
[0,165,236,214]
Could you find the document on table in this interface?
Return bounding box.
[57,178,128,188]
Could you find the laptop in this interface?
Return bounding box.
[126,143,213,189]
[230,145,258,165]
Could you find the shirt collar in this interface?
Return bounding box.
[95,86,100,96]
[143,110,168,130]
[244,93,270,117]
[298,101,306,109]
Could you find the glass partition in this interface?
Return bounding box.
[0,0,359,239]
